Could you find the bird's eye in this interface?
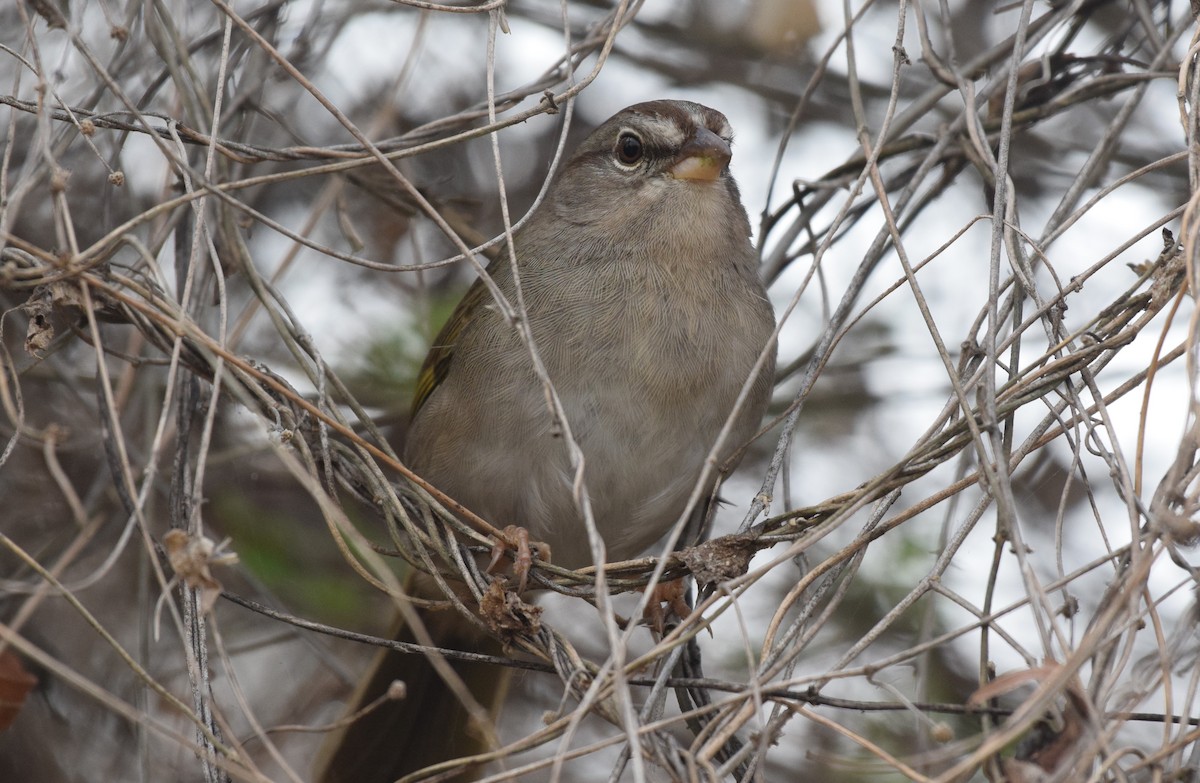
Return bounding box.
[615,132,643,166]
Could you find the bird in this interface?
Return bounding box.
[314,99,777,783]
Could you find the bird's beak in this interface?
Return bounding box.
[669,127,731,182]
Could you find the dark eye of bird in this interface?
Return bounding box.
[615,132,643,165]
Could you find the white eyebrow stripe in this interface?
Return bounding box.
[636,116,688,146]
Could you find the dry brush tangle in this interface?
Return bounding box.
[2,1,1200,782]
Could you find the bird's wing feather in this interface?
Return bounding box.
[411,277,492,416]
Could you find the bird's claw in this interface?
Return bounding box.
[487,525,548,594]
[644,579,692,635]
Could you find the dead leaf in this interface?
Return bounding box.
[0,649,38,732]
[23,296,54,356]
[163,529,238,613]
[677,532,758,587]
[21,282,102,357]
[971,661,1091,778]
[479,580,541,645]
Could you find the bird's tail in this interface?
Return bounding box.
[313,572,511,783]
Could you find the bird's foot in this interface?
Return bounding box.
[487,525,549,594]
[643,579,692,635]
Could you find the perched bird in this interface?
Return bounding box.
[315,99,776,783]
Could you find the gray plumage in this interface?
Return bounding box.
[406,100,776,568]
